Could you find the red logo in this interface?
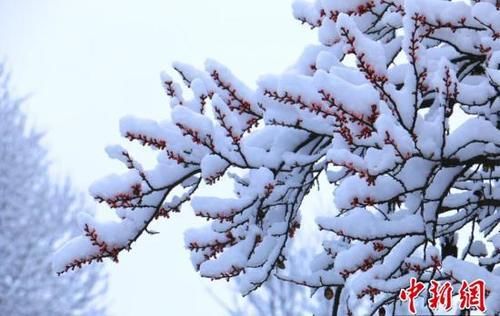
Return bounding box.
[459,279,486,313]
[399,278,425,314]
[399,278,487,314]
[428,279,453,311]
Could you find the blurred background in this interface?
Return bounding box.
[0,1,316,314]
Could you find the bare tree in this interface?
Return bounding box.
[0,65,107,315]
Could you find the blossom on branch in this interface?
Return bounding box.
[55,0,500,314]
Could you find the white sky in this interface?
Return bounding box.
[0,1,315,314]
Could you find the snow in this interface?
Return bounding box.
[469,240,487,257]
[318,208,424,240]
[445,118,500,159]
[200,154,229,182]
[53,0,500,314]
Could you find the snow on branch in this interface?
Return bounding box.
[55,0,500,314]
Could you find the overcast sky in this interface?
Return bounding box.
[0,1,315,314]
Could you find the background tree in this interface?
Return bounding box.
[0,65,106,316]
[55,0,500,314]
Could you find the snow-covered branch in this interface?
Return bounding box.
[55,0,499,314]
